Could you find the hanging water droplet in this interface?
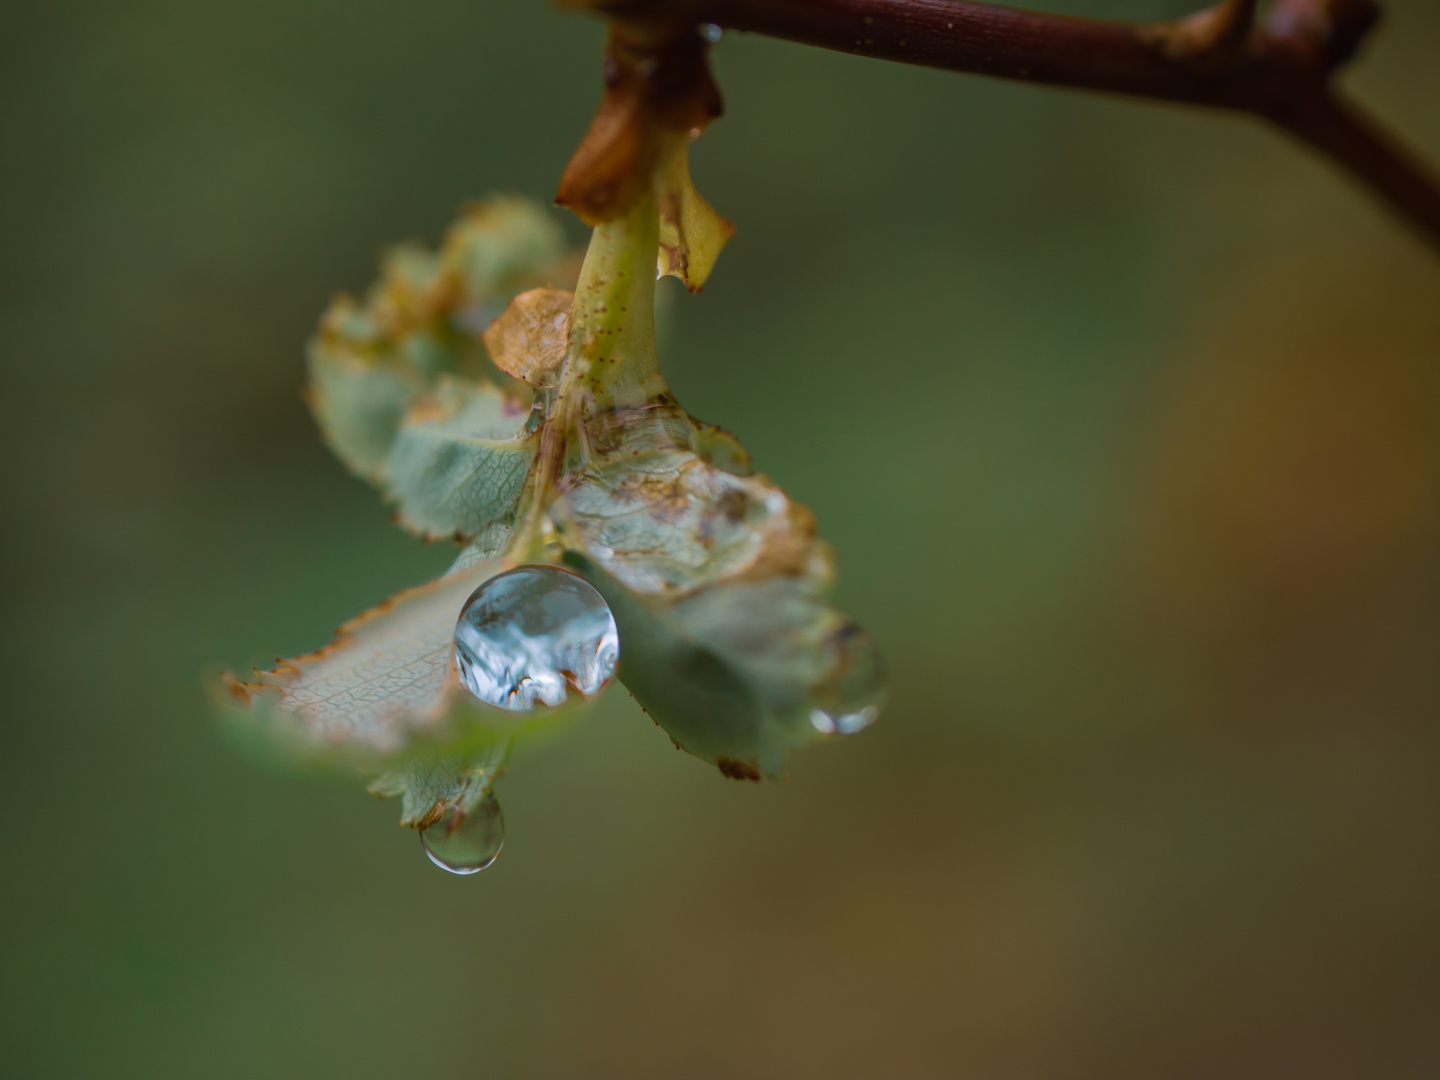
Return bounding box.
[453,565,619,711]
[700,22,723,43]
[810,622,887,736]
[809,704,880,736]
[420,790,505,874]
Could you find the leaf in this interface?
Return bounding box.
[557,401,821,595]
[382,376,536,541]
[482,288,573,389]
[367,741,511,828]
[307,325,429,481]
[690,419,753,477]
[222,545,510,763]
[441,195,569,301]
[553,398,883,779]
[305,195,572,486]
[244,184,880,784]
[220,536,595,832]
[566,552,885,780]
[655,145,734,292]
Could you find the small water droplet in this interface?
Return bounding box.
[810,621,886,736]
[454,565,619,710]
[420,791,504,874]
[810,704,880,736]
[700,22,723,43]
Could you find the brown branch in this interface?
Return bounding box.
[577,0,1440,253]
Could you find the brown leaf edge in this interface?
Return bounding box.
[215,554,589,773]
[554,15,734,293]
[554,19,723,227]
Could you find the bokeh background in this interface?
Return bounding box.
[4,0,1440,1076]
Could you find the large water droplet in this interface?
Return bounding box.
[453,565,619,711]
[421,790,505,874]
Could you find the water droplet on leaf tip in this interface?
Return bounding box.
[421,791,505,875]
[810,704,880,736]
[701,23,723,43]
[453,565,619,711]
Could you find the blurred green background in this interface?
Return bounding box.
[4,1,1440,1076]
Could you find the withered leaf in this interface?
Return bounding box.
[221,543,582,772]
[555,20,722,226]
[482,288,574,389]
[223,548,503,760]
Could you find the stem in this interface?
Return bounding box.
[1268,93,1440,243]
[567,192,666,412]
[584,0,1440,253]
[511,193,668,559]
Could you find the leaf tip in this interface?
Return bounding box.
[716,757,762,782]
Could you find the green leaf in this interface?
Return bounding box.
[305,195,572,487]
[382,376,536,541]
[306,307,430,481]
[367,740,511,828]
[441,195,568,300]
[569,554,884,779]
[545,188,884,779]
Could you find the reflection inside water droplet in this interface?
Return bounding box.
[421,790,505,874]
[810,704,880,736]
[453,565,619,711]
[811,622,887,736]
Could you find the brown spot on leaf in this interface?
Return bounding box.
[584,395,691,455]
[612,470,693,523]
[739,497,824,582]
[717,757,761,781]
[715,487,748,525]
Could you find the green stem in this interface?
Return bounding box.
[566,192,668,413]
[509,193,670,561]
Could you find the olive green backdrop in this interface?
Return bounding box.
[3,1,1440,1076]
